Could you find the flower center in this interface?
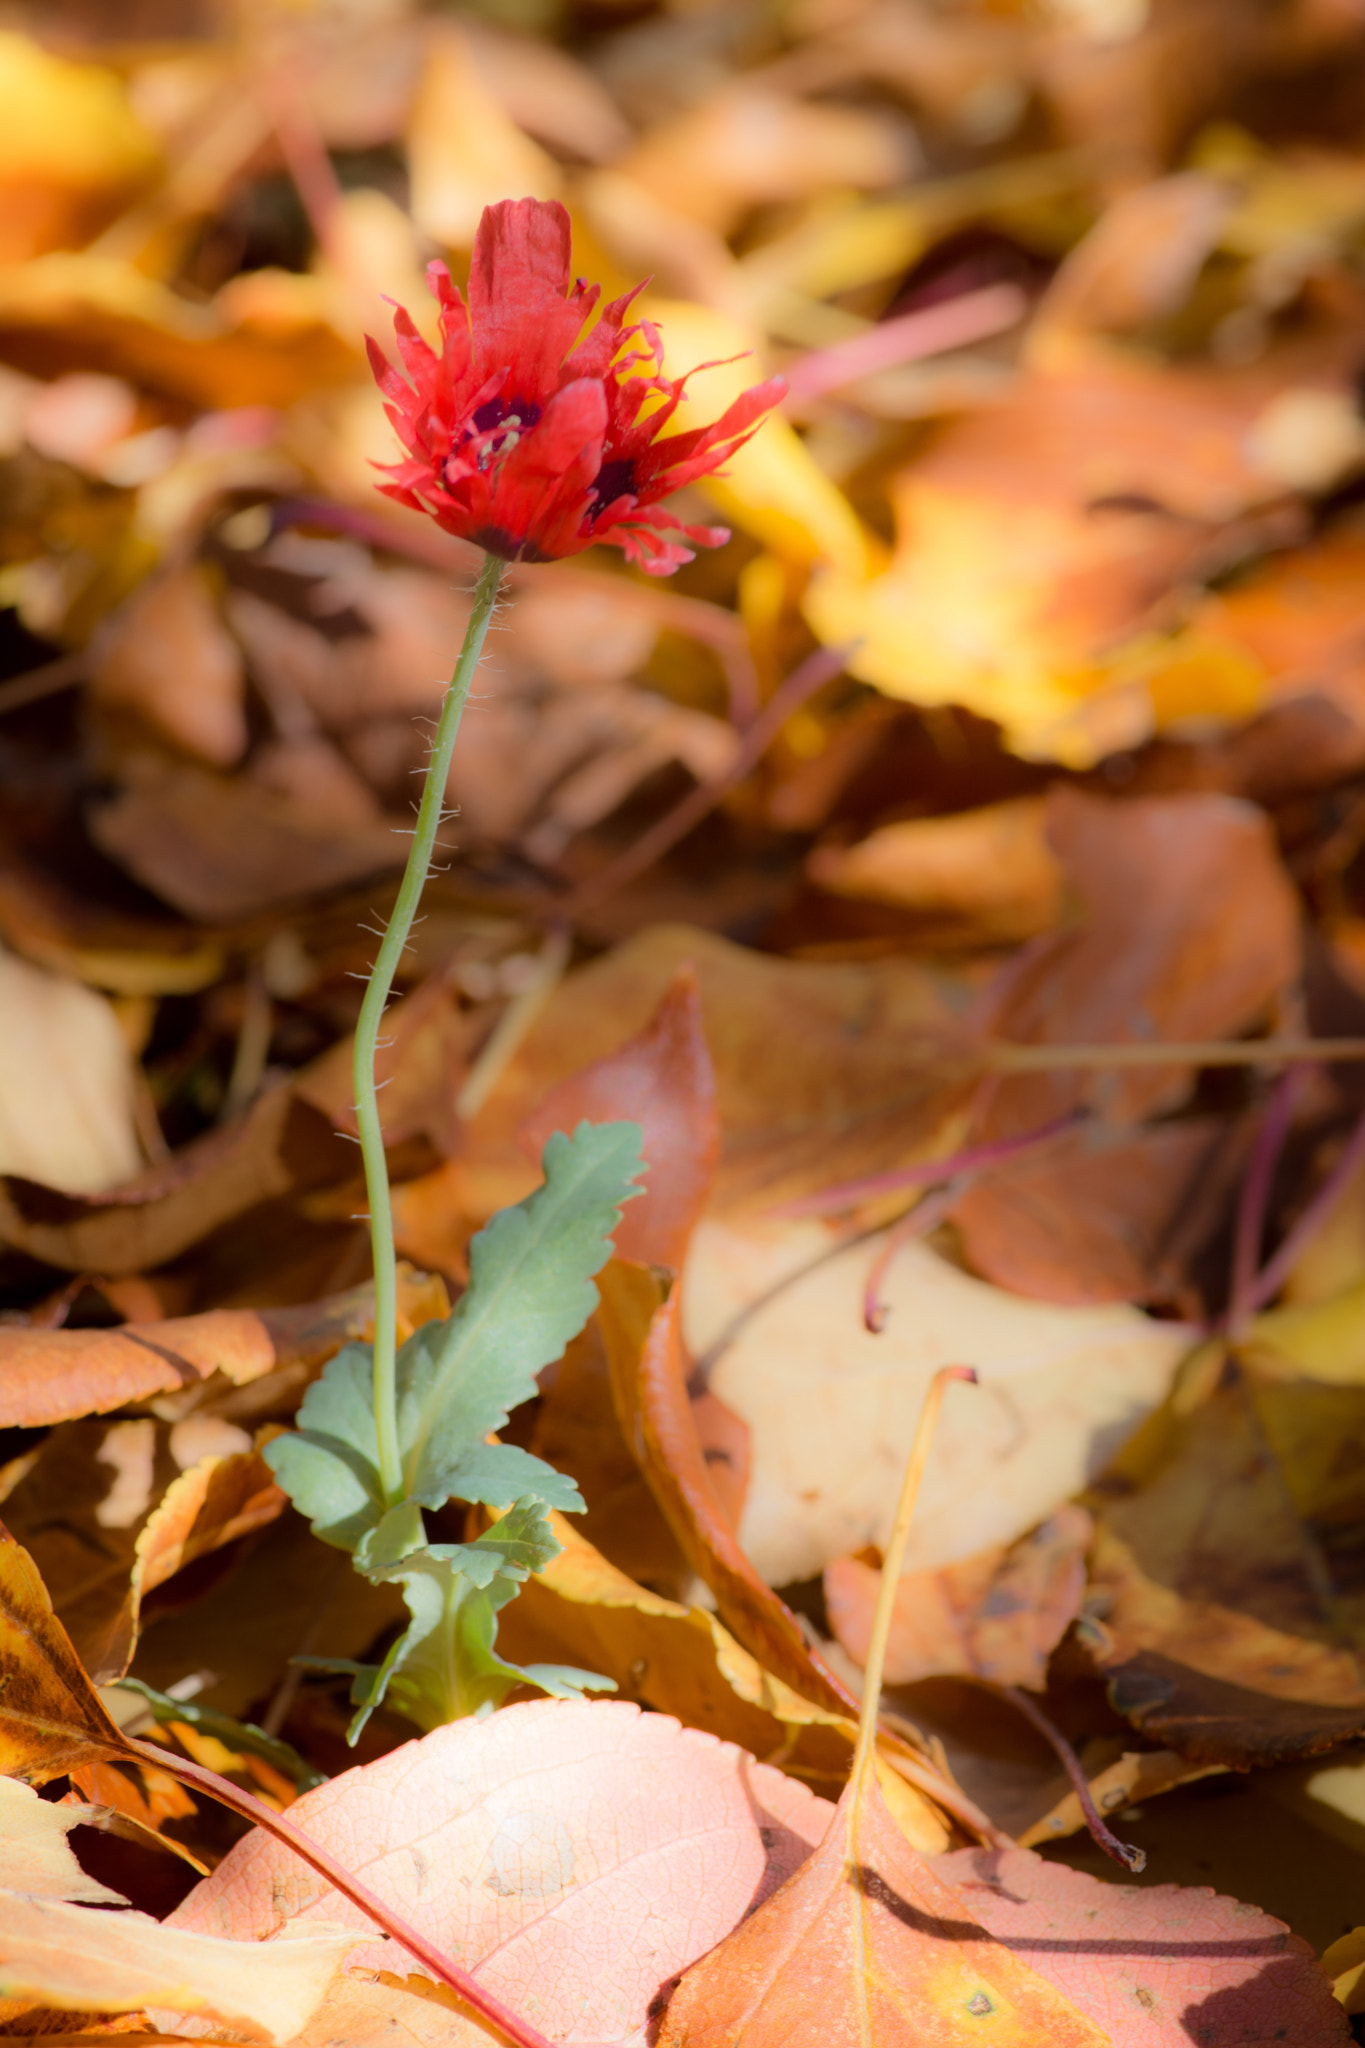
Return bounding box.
[467,393,542,469]
[589,456,637,511]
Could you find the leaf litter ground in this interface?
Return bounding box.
[5,0,1365,2041]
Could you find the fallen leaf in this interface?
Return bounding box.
[1083,1367,1365,1764]
[492,1509,945,1834]
[806,796,1068,949]
[682,1216,1184,1583]
[0,32,158,263]
[1019,1748,1226,1855]
[89,566,247,768]
[455,923,973,1221]
[0,1900,359,2043]
[802,349,1336,761]
[520,969,718,1271]
[88,752,402,925]
[0,943,142,1195]
[282,1969,496,2048]
[0,1523,135,1781]
[825,1505,1093,1689]
[406,27,560,250]
[657,1769,1108,2047]
[0,1776,127,1904]
[952,1119,1235,1308]
[170,1699,830,2045]
[0,1083,350,1279]
[1,1416,283,1680]
[623,85,914,235]
[978,788,1301,1132]
[935,1845,1351,2046]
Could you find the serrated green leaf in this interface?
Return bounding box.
[342,1501,613,1737]
[263,1342,383,1551]
[396,1120,643,1511]
[265,1120,641,1552]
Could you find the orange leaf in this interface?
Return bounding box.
[657,1770,1109,2046]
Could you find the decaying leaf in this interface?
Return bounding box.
[0,944,142,1195]
[0,1523,133,1782]
[1083,1366,1365,1765]
[0,1776,126,1904]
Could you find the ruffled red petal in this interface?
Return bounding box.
[366,198,782,574]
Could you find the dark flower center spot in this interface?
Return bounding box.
[590,456,637,511]
[472,393,542,435]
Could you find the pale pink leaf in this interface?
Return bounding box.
[170,1699,828,2046]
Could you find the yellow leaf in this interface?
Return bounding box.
[648,297,874,576]
[408,29,561,250]
[0,33,158,261]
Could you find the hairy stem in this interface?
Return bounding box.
[125,1734,553,2048]
[354,551,505,1508]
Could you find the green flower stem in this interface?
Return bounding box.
[354,549,505,1508]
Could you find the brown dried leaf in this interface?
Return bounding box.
[0,1084,349,1279]
[0,1523,133,1782]
[1084,1370,1365,1764]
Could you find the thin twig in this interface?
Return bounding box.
[849,1366,978,1796]
[994,1686,1145,1874]
[983,1036,1365,1072]
[784,283,1026,406]
[1243,1102,1365,1320]
[0,651,86,716]
[775,1112,1082,1219]
[1226,1069,1302,1334]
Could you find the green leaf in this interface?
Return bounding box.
[263,1341,383,1552]
[342,1500,614,1738]
[397,1121,644,1513]
[265,1120,643,1551]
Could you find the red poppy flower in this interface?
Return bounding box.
[366,197,784,576]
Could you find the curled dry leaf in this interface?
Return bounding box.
[520,967,719,1272]
[0,1901,360,2043]
[825,1505,1092,1690]
[0,1265,444,1429]
[1083,1366,1365,1766]
[2,1416,284,1681]
[0,1776,126,1904]
[0,1523,134,1782]
[170,1698,830,2046]
[0,1083,350,1278]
